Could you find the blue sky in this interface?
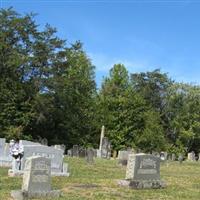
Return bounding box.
[1,0,200,87]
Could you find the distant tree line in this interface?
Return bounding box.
[1,8,200,155]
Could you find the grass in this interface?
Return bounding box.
[1,157,200,200]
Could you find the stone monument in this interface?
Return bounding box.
[11,156,61,199]
[72,145,79,157]
[99,125,105,151]
[188,151,195,161]
[8,143,69,177]
[86,148,94,164]
[101,137,111,159]
[118,153,166,189]
[118,150,132,166]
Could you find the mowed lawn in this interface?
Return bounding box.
[0,157,200,200]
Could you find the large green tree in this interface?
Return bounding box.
[0,8,97,148]
[97,64,166,152]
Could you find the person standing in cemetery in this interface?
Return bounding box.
[11,139,24,170]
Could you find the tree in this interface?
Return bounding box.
[0,8,97,148]
[97,64,166,151]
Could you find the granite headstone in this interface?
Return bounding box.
[119,153,166,189]
[86,148,94,164]
[11,156,61,199]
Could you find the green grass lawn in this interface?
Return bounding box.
[1,157,200,200]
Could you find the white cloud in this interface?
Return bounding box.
[88,52,155,73]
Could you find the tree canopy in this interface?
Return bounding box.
[1,8,200,155]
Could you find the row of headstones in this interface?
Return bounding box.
[67,142,111,160]
[117,150,200,166]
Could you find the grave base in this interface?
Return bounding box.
[118,179,166,189]
[51,171,70,177]
[11,190,61,200]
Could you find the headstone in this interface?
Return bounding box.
[167,154,171,161]
[171,153,176,161]
[86,148,94,164]
[188,151,195,161]
[0,138,6,155]
[67,149,72,157]
[11,156,61,199]
[118,153,166,189]
[113,150,117,158]
[118,150,131,166]
[0,139,13,168]
[23,145,64,174]
[93,149,97,157]
[79,147,86,158]
[72,145,79,157]
[101,137,111,159]
[96,149,101,158]
[8,144,69,177]
[41,138,48,146]
[178,154,183,164]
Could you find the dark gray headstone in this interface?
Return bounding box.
[126,154,160,180]
[118,153,165,189]
[79,148,86,158]
[86,148,94,164]
[93,149,97,157]
[101,137,111,159]
[72,145,79,157]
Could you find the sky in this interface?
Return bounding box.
[1,0,200,88]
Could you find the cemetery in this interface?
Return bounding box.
[0,137,200,200]
[1,4,200,200]
[0,152,200,200]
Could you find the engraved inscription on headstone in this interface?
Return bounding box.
[21,145,64,174]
